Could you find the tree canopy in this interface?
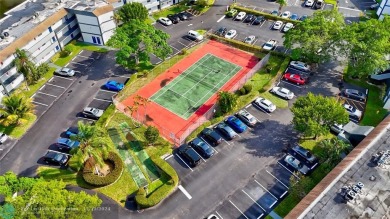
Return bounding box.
[117,2,148,23]
[144,126,159,145]
[107,20,172,70]
[218,91,238,114]
[291,93,349,139]
[0,93,34,126]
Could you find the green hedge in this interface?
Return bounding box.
[82,152,124,186]
[260,57,291,92]
[231,5,300,24]
[135,155,179,208]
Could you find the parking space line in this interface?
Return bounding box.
[78,55,94,60]
[242,189,266,212]
[200,137,218,153]
[217,15,225,22]
[280,80,302,89]
[112,74,130,78]
[269,199,278,208]
[93,98,112,103]
[178,40,188,47]
[256,106,271,117]
[266,170,289,189]
[215,211,223,219]
[277,161,300,179]
[338,6,362,11]
[164,154,173,160]
[65,63,69,67]
[47,149,71,156]
[72,62,88,66]
[280,190,288,199]
[223,139,231,145]
[48,77,53,83]
[76,116,97,122]
[254,179,278,201]
[228,200,248,219]
[37,91,57,98]
[100,89,118,94]
[170,45,179,51]
[252,39,258,45]
[54,75,73,81]
[178,185,192,200]
[193,150,206,162]
[175,154,193,171]
[46,83,65,89]
[245,104,251,109]
[39,85,46,91]
[32,101,48,107]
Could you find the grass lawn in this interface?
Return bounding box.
[51,41,109,67]
[260,92,288,108]
[0,114,36,139]
[152,4,189,20]
[15,67,57,98]
[324,0,337,5]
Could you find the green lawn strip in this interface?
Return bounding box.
[36,166,93,189]
[152,4,189,20]
[0,114,36,139]
[192,0,215,14]
[324,0,336,5]
[15,67,56,98]
[343,77,388,126]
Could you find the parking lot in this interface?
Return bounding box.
[338,85,368,123]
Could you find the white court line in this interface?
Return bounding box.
[254,179,278,201]
[54,75,73,81]
[215,211,223,219]
[242,189,266,212]
[46,83,65,89]
[200,137,218,153]
[164,154,173,160]
[39,85,46,91]
[229,200,248,219]
[37,92,57,98]
[176,154,193,171]
[94,98,112,103]
[32,101,48,107]
[217,15,225,22]
[278,161,300,179]
[266,170,289,189]
[178,185,192,200]
[338,6,362,11]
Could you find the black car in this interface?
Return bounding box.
[190,138,214,158]
[244,14,255,23]
[215,122,238,140]
[167,14,180,24]
[215,27,227,36]
[288,144,319,169]
[177,144,201,167]
[314,0,324,9]
[201,128,222,146]
[43,151,69,165]
[177,12,188,20]
[252,16,265,25]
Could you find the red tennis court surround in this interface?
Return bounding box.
[122,40,259,144]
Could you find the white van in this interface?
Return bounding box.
[187,30,203,41]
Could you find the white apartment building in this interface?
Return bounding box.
[376,0,390,20]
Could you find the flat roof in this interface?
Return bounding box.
[286,115,390,219]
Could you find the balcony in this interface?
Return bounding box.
[4,73,24,93]
[58,25,80,42]
[54,15,77,33]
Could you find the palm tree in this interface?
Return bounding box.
[70,121,110,172]
[0,93,34,126]
[320,138,351,165]
[276,0,287,12]
[13,49,36,85]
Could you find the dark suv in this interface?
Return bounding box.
[177,144,201,167]
[167,14,180,23]
[201,128,222,146]
[288,143,319,169]
[215,27,227,36]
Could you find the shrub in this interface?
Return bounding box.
[144,126,160,145]
[231,5,300,24]
[60,44,75,57]
[82,152,124,186]
[262,57,290,92]
[238,87,246,95]
[243,84,252,94]
[180,49,188,55]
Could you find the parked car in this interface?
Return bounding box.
[55,67,75,77]
[288,144,319,169]
[187,30,203,41]
[177,144,201,167]
[282,22,294,32]
[104,80,124,91]
[283,73,307,85]
[271,10,278,16]
[263,39,277,50]
[270,87,294,100]
[177,12,188,20]
[244,14,255,23]
[57,138,80,151]
[252,16,265,25]
[343,103,362,119]
[158,17,172,26]
[207,214,220,219]
[167,14,180,23]
[225,116,247,133]
[235,110,257,127]
[215,27,227,36]
[190,138,214,158]
[215,122,238,140]
[226,9,238,18]
[314,0,324,9]
[65,127,78,138]
[253,97,276,113]
[224,29,237,39]
[0,133,8,144]
[82,107,104,119]
[272,21,283,30]
[342,89,367,101]
[290,14,299,20]
[243,35,256,44]
[43,151,69,165]
[305,0,314,7]
[284,154,310,175]
[300,15,308,21]
[201,128,222,146]
[235,11,246,20]
[281,11,291,18]
[289,61,311,72]
[330,123,344,134]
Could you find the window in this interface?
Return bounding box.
[55,45,60,51]
[71,33,74,39]
[48,27,52,33]
[52,36,56,42]
[42,42,46,47]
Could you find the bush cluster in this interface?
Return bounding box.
[60,44,75,57]
[82,152,124,186]
[237,84,253,96]
[135,155,179,208]
[231,5,301,24]
[260,57,291,92]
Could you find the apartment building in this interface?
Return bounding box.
[376,0,390,20]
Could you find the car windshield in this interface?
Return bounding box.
[54,154,63,161]
[198,142,208,150]
[92,109,99,114]
[265,43,273,47]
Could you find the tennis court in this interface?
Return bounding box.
[150,54,242,119]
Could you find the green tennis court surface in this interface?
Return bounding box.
[150,53,242,119]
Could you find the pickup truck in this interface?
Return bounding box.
[263,40,277,51]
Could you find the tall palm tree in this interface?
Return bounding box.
[13,49,36,85]
[0,93,34,126]
[70,121,110,172]
[320,138,351,165]
[276,0,287,12]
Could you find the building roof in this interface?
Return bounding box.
[92,4,114,16]
[343,121,374,136]
[285,115,390,219]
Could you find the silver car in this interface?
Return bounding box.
[343,89,366,101]
[270,87,294,100]
[0,133,8,144]
[343,103,362,119]
[253,97,276,113]
[284,154,310,175]
[82,107,104,119]
[55,67,75,77]
[235,110,257,127]
[243,35,256,44]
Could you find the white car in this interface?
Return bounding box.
[235,12,246,21]
[305,0,314,7]
[243,35,256,44]
[272,21,283,30]
[330,123,344,134]
[0,133,8,144]
[254,97,276,113]
[271,87,294,100]
[225,29,237,39]
[289,61,311,72]
[263,39,277,51]
[343,103,362,119]
[55,67,75,77]
[281,11,291,18]
[159,17,172,26]
[282,23,294,32]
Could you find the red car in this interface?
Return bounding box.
[283,73,307,85]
